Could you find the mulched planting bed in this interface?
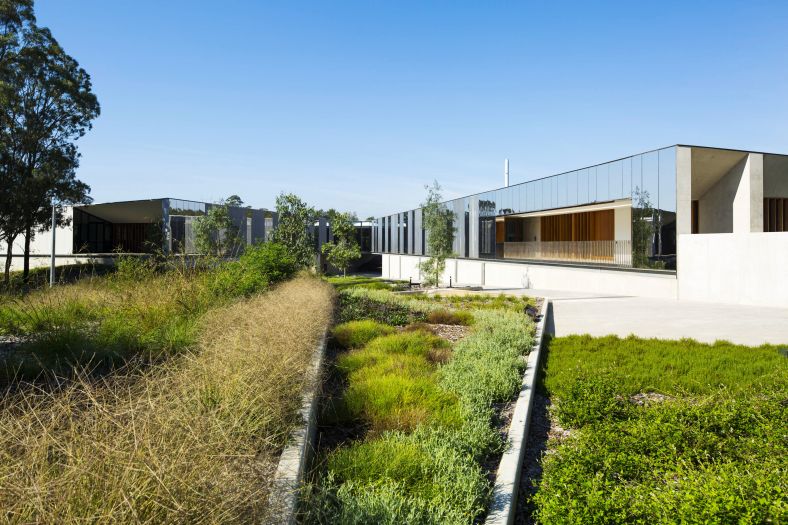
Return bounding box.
[304,285,536,524]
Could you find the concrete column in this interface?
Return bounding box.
[733,153,764,233]
[676,146,692,236]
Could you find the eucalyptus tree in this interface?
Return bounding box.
[0,0,99,284]
[270,193,316,269]
[193,198,245,258]
[321,210,360,276]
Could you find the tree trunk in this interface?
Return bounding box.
[22,225,31,284]
[3,235,15,286]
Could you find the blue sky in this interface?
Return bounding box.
[36,1,788,217]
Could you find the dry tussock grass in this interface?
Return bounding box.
[0,275,333,524]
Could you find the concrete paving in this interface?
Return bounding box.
[481,287,788,346]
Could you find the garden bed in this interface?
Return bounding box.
[517,335,788,524]
[304,281,536,524]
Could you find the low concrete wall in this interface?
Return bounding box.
[678,232,788,308]
[267,330,328,525]
[382,254,678,300]
[485,297,549,525]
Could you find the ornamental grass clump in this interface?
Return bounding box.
[426,308,474,326]
[337,331,462,433]
[0,243,299,382]
[308,285,536,524]
[332,319,395,349]
[0,276,334,523]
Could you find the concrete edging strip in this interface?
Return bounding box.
[485,297,550,525]
[267,329,328,525]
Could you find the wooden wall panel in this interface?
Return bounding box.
[540,209,614,242]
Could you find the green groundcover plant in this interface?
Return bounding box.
[304,286,535,524]
[532,335,788,524]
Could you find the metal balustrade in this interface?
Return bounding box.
[502,240,632,267]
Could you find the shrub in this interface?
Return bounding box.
[338,289,426,326]
[440,309,533,409]
[332,320,395,349]
[208,242,298,298]
[0,242,301,382]
[114,255,157,282]
[426,309,473,326]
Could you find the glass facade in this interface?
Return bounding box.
[373,146,678,270]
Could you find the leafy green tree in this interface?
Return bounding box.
[193,198,244,257]
[270,192,316,269]
[418,181,455,287]
[321,210,361,276]
[0,2,98,285]
[225,194,243,207]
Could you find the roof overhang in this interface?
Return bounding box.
[75,199,165,224]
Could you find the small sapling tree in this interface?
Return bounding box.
[418,181,455,287]
[270,192,316,269]
[321,210,361,276]
[193,198,244,257]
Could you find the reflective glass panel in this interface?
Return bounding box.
[609,160,624,200]
[597,163,609,202]
[578,168,589,204]
[567,170,578,207]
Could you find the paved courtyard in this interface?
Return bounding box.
[488,288,788,346]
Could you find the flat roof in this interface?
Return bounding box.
[378,144,788,216]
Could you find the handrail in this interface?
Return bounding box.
[502,240,632,267]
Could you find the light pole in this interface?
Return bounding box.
[49,197,56,287]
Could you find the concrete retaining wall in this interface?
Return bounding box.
[678,232,788,308]
[485,297,549,525]
[382,254,678,300]
[267,330,328,525]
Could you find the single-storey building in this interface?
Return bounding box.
[372,145,788,308]
[2,198,276,271]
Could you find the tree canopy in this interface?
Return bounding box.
[193,198,245,258]
[270,192,316,269]
[321,210,360,276]
[0,0,99,284]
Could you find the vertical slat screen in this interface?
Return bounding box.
[541,209,614,242]
[764,198,788,232]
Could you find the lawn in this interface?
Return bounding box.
[304,284,535,524]
[530,335,788,524]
